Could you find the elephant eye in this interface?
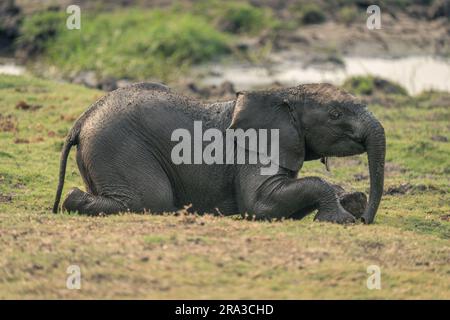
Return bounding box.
[329,109,342,120]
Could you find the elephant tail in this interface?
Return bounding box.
[52,126,79,213]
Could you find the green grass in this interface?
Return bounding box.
[18,9,231,81]
[0,74,449,298]
[193,0,279,35]
[290,3,327,25]
[17,2,281,82]
[342,76,408,96]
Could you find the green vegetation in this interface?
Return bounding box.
[18,9,231,81]
[0,74,449,298]
[194,0,278,35]
[338,6,359,25]
[291,3,327,25]
[343,75,408,96]
[17,10,64,55]
[16,2,282,82]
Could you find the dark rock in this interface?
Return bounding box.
[431,135,448,142]
[116,79,133,89]
[303,54,345,69]
[99,77,118,92]
[187,81,236,100]
[15,100,42,111]
[373,78,407,95]
[354,173,368,181]
[428,0,450,20]
[72,71,99,89]
[0,0,22,54]
[0,193,12,203]
[384,183,440,195]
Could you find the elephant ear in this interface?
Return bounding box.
[228,91,304,172]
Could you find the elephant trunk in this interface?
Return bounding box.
[361,114,386,224]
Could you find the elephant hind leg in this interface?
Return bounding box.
[62,187,128,215]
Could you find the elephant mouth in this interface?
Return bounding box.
[329,140,366,158]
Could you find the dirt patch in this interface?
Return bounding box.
[13,137,29,144]
[353,173,368,181]
[60,114,78,122]
[185,81,236,100]
[31,136,44,143]
[384,183,442,195]
[385,162,407,174]
[15,100,42,111]
[0,114,17,132]
[0,193,12,203]
[431,135,448,142]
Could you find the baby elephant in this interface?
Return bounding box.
[53,83,385,224]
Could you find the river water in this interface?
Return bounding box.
[1,56,449,95]
[199,56,450,95]
[0,61,25,76]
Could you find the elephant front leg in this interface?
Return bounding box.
[251,176,355,224]
[331,184,368,219]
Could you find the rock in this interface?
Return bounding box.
[428,0,450,20]
[71,73,135,91]
[72,71,99,89]
[384,183,440,195]
[431,135,448,142]
[373,78,408,95]
[303,53,345,69]
[0,114,17,132]
[235,38,259,52]
[0,193,13,203]
[116,79,133,89]
[186,81,236,100]
[99,77,118,92]
[15,100,42,111]
[0,0,22,54]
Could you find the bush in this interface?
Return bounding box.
[17,10,65,56]
[298,4,326,25]
[194,1,278,35]
[343,76,408,96]
[338,6,358,25]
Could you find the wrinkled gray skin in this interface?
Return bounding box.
[53,83,385,224]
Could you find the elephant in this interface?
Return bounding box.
[53,82,385,224]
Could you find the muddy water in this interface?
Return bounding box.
[2,56,449,95]
[199,56,450,95]
[0,60,25,76]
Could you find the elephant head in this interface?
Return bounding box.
[229,83,385,224]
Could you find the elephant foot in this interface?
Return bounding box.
[314,206,356,224]
[62,187,127,215]
[339,192,367,219]
[62,187,88,213]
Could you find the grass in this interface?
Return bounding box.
[0,74,449,299]
[18,9,231,82]
[290,3,327,25]
[17,2,280,82]
[193,0,278,35]
[342,76,408,96]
